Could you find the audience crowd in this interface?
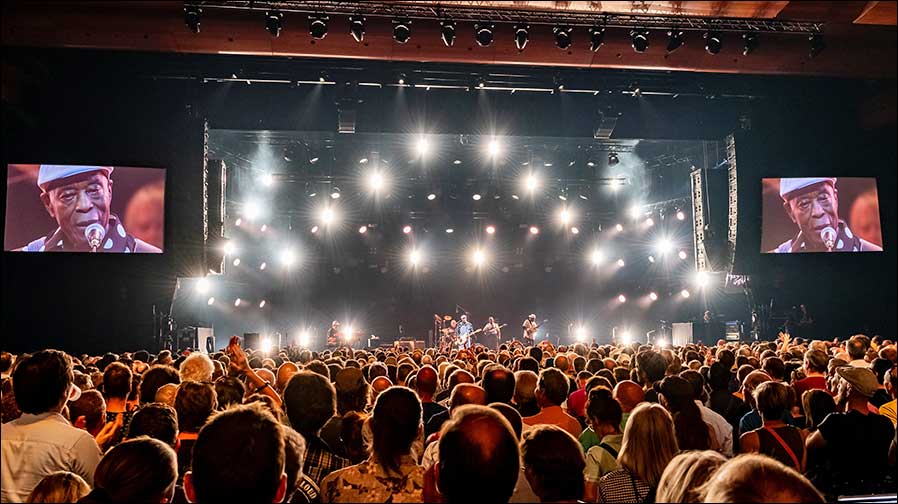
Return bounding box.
[1,331,896,503]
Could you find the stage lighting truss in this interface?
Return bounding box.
[393,19,411,43]
[514,24,529,51]
[475,22,494,47]
[553,26,573,50]
[440,20,456,47]
[589,26,605,52]
[184,5,201,33]
[309,14,328,39]
[265,10,284,37]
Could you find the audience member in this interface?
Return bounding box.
[699,454,824,503]
[521,425,585,503]
[523,368,582,437]
[68,390,106,438]
[657,375,714,450]
[126,402,178,448]
[680,369,734,456]
[635,351,667,403]
[138,365,180,405]
[582,387,623,502]
[655,450,725,503]
[740,381,807,472]
[174,381,217,482]
[79,437,178,504]
[483,366,516,405]
[25,471,90,504]
[414,365,447,427]
[512,370,540,418]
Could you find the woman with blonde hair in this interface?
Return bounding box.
[26,471,90,503]
[598,403,679,503]
[655,451,726,503]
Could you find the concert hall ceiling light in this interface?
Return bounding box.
[656,238,673,255]
[367,171,386,192]
[589,26,605,52]
[645,217,655,227]
[309,15,328,39]
[402,225,413,234]
[260,173,275,187]
[649,292,659,301]
[349,15,365,43]
[265,10,284,37]
[415,136,430,156]
[676,209,687,221]
[631,29,649,53]
[524,173,539,193]
[408,249,422,267]
[678,250,688,260]
[485,225,496,235]
[222,241,237,255]
[234,298,242,307]
[590,249,603,265]
[666,30,685,53]
[693,271,710,288]
[529,226,540,235]
[742,33,758,56]
[486,137,501,157]
[207,296,215,305]
[809,33,825,58]
[680,289,691,298]
[195,277,211,294]
[427,193,437,201]
[259,300,267,309]
[475,23,494,47]
[618,294,627,303]
[704,31,722,54]
[243,199,263,220]
[358,225,368,234]
[440,21,456,47]
[553,26,573,50]
[575,327,588,342]
[472,193,482,201]
[280,248,297,266]
[393,19,411,44]
[617,258,626,267]
[558,207,573,226]
[615,223,624,232]
[184,5,201,33]
[320,207,336,226]
[514,24,529,51]
[629,205,642,219]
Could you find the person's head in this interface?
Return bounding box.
[340,411,369,464]
[635,350,667,386]
[679,369,707,403]
[37,166,114,249]
[370,387,422,473]
[871,358,892,386]
[699,453,824,502]
[175,381,217,434]
[26,471,90,504]
[333,367,369,415]
[186,403,287,504]
[179,353,214,383]
[801,389,836,431]
[0,351,12,375]
[81,437,177,504]
[741,371,772,409]
[282,426,307,500]
[68,389,106,436]
[761,357,786,382]
[283,370,336,436]
[612,380,645,413]
[123,180,164,248]
[586,387,623,436]
[275,362,300,395]
[139,365,180,404]
[656,450,726,503]
[521,425,586,502]
[847,336,868,360]
[803,349,829,375]
[414,365,439,400]
[127,402,178,448]
[449,383,488,412]
[619,402,678,487]
[836,366,879,400]
[780,178,839,249]
[12,349,74,414]
[101,362,132,401]
[213,376,245,409]
[753,381,792,422]
[489,402,523,440]
[154,383,179,407]
[513,370,538,407]
[536,368,569,408]
[438,405,520,503]
[482,366,515,404]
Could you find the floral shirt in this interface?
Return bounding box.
[321,455,425,503]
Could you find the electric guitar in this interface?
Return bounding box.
[523,319,549,344]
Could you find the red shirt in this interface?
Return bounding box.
[568,388,587,419]
[793,375,829,405]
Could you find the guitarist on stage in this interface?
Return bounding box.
[483,316,502,350]
[455,314,474,350]
[522,314,540,346]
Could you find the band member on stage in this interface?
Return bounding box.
[456,315,474,350]
[522,314,539,346]
[326,321,340,348]
[483,316,502,349]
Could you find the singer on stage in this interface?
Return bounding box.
[771,177,881,253]
[455,314,474,350]
[17,165,161,253]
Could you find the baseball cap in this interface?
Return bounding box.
[836,366,878,397]
[779,177,836,200]
[38,165,114,191]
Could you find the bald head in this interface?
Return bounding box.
[371,376,393,397]
[448,369,475,389]
[277,362,300,393]
[450,383,488,411]
[554,354,570,373]
[415,365,439,399]
[612,380,645,413]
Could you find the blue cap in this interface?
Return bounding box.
[38,165,113,191]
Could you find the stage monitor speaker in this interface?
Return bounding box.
[672,323,693,347]
[725,321,743,341]
[243,332,260,350]
[197,328,215,353]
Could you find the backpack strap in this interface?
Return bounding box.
[598,442,619,459]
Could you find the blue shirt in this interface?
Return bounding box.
[738,409,800,436]
[456,322,473,336]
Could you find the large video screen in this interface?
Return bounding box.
[5,164,165,253]
[761,177,882,253]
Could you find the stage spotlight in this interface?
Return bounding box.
[649,291,659,301]
[575,326,588,342]
[472,194,482,201]
[415,136,430,157]
[667,30,685,53]
[558,208,572,225]
[445,228,454,234]
[475,23,494,47]
[742,32,758,56]
[694,271,710,288]
[657,337,669,348]
[265,11,284,37]
[487,138,501,157]
[349,15,365,42]
[553,26,572,50]
[298,330,311,348]
[620,331,632,345]
[223,241,237,255]
[704,31,722,54]
[676,209,686,221]
[367,171,386,192]
[514,24,529,51]
[358,225,368,234]
[310,225,320,234]
[678,250,688,260]
[408,248,422,266]
[440,21,456,47]
[260,173,275,187]
[260,224,268,232]
[234,298,242,307]
[618,294,627,303]
[261,336,272,354]
[393,19,411,44]
[260,262,267,270]
[359,157,369,164]
[615,223,624,232]
[590,249,603,265]
[656,237,674,255]
[681,289,691,298]
[472,249,487,267]
[529,226,540,235]
[617,258,625,267]
[402,225,412,234]
[196,277,210,294]
[809,33,825,58]
[571,226,580,235]
[645,217,655,227]
[427,193,437,201]
[344,326,355,340]
[524,174,539,193]
[279,248,297,267]
[648,255,655,263]
[397,74,406,85]
[184,5,201,33]
[235,218,242,227]
[233,257,241,266]
[320,207,336,226]
[259,299,267,309]
[330,190,341,199]
[207,296,215,305]
[629,205,642,219]
[244,199,262,220]
[631,29,649,53]
[485,225,496,235]
[309,15,328,39]
[558,194,567,201]
[608,152,620,166]
[589,26,605,52]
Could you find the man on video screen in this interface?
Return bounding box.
[18,165,161,253]
[771,177,881,253]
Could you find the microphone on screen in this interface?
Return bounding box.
[85,223,105,252]
[820,226,837,252]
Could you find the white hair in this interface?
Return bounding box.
[179,352,214,383]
